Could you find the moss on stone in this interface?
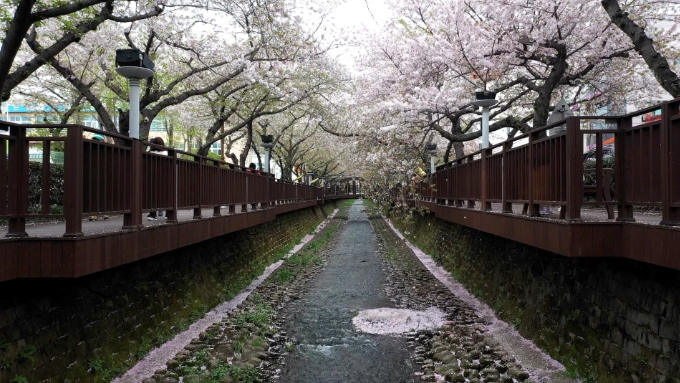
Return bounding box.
[0,202,339,383]
[389,210,680,383]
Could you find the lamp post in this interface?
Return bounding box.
[425,143,437,174]
[260,134,274,174]
[115,49,155,139]
[471,91,499,149]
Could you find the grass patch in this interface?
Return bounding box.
[210,362,259,383]
[234,303,272,327]
[275,268,294,284]
[339,198,358,207]
[287,253,323,267]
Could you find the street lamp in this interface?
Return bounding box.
[471,90,499,149]
[115,49,155,139]
[260,134,274,174]
[425,143,437,174]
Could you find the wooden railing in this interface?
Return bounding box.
[0,123,335,238]
[419,97,680,225]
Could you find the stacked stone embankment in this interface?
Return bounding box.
[0,203,335,383]
[390,211,680,383]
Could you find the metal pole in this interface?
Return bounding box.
[129,78,141,139]
[265,148,271,173]
[430,154,435,174]
[482,106,490,149]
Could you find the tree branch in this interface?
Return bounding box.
[601,0,680,97]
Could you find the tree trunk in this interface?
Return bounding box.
[530,42,569,132]
[443,141,452,164]
[453,142,465,159]
[601,0,680,98]
[166,117,174,147]
[230,153,239,166]
[239,124,253,167]
[0,0,37,101]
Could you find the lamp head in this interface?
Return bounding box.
[475,90,497,100]
[116,49,155,70]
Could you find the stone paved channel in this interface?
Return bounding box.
[141,200,575,383]
[276,201,418,383]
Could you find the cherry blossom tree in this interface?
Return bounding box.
[601,0,680,98]
[0,0,164,101]
[344,0,677,208]
[25,8,258,138]
[353,0,648,155]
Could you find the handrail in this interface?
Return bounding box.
[425,97,680,226]
[1,124,332,238]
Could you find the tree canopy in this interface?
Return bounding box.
[3,0,679,190]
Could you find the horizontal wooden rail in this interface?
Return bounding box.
[0,121,362,239]
[420,97,680,227]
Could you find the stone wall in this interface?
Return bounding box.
[0,203,335,383]
[392,212,680,383]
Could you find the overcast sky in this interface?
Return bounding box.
[324,0,392,69]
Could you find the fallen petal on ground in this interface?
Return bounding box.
[352,307,447,335]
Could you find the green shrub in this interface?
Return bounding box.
[583,157,615,199]
[27,162,65,214]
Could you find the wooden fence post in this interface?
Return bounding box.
[194,156,203,219]
[166,149,178,223]
[63,126,84,237]
[565,117,583,221]
[502,142,512,213]
[615,116,635,222]
[123,140,142,230]
[661,101,680,225]
[481,148,491,211]
[7,126,28,237]
[466,157,475,208]
[528,130,540,216]
[455,159,463,207]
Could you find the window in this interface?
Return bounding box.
[150,119,165,132]
[8,116,31,124]
[83,118,100,129]
[177,142,185,150]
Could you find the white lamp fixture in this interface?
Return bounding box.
[115,49,155,139]
[471,91,499,149]
[260,134,275,174]
[425,143,437,174]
